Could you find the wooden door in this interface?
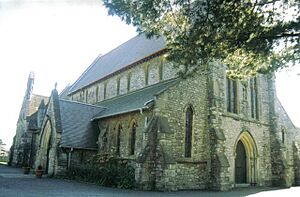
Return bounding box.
[235,141,247,183]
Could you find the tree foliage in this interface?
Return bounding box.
[104,0,299,79]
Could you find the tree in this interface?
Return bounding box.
[104,0,299,79]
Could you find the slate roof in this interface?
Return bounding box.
[28,100,47,131]
[59,84,71,100]
[69,34,166,94]
[27,111,38,131]
[93,78,180,120]
[59,99,105,149]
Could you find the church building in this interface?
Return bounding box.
[11,34,300,191]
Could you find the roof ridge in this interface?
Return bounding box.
[31,93,49,98]
[68,36,142,94]
[68,36,142,93]
[69,54,102,92]
[59,83,71,95]
[98,34,140,61]
[68,34,166,93]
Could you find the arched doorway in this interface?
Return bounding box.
[234,131,258,185]
[235,141,247,183]
[38,120,53,175]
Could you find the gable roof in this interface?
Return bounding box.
[27,111,38,131]
[59,84,71,100]
[68,34,166,94]
[92,78,180,120]
[59,99,105,150]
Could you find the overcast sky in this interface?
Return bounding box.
[0,0,299,149]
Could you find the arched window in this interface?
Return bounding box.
[145,64,149,86]
[129,121,137,155]
[116,124,122,156]
[103,83,107,100]
[127,73,131,92]
[226,77,238,113]
[85,90,88,103]
[281,128,285,145]
[250,77,259,119]
[117,78,120,95]
[159,62,165,81]
[96,86,99,102]
[185,105,193,157]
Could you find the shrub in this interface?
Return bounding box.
[66,154,135,189]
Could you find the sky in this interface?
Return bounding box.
[0,0,299,149]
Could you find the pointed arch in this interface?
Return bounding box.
[234,131,258,185]
[185,104,194,158]
[128,119,137,155]
[38,118,53,174]
[115,122,122,156]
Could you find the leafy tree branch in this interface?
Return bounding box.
[103,0,299,79]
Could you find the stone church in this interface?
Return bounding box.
[10,34,300,191]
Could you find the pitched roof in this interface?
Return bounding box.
[59,84,71,100]
[59,99,105,149]
[92,78,180,120]
[68,34,166,94]
[27,111,38,131]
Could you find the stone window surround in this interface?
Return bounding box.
[185,104,194,158]
[128,119,137,156]
[115,123,122,156]
[250,77,259,120]
[224,75,263,123]
[127,72,131,92]
[144,63,149,86]
[281,127,286,146]
[96,86,99,102]
[159,59,165,81]
[226,77,238,114]
[116,77,121,96]
[103,82,107,100]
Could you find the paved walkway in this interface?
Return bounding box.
[0,164,299,197]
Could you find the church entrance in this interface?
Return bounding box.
[234,131,258,186]
[38,120,54,175]
[235,140,247,183]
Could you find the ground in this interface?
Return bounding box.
[0,164,299,197]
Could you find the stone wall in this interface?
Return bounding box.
[68,149,97,168]
[220,116,272,186]
[206,63,274,189]
[152,71,210,191]
[274,97,300,186]
[96,111,150,158]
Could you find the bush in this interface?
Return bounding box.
[0,155,8,163]
[66,154,135,189]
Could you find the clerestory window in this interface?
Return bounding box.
[250,77,259,119]
[226,77,238,114]
[159,62,165,81]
